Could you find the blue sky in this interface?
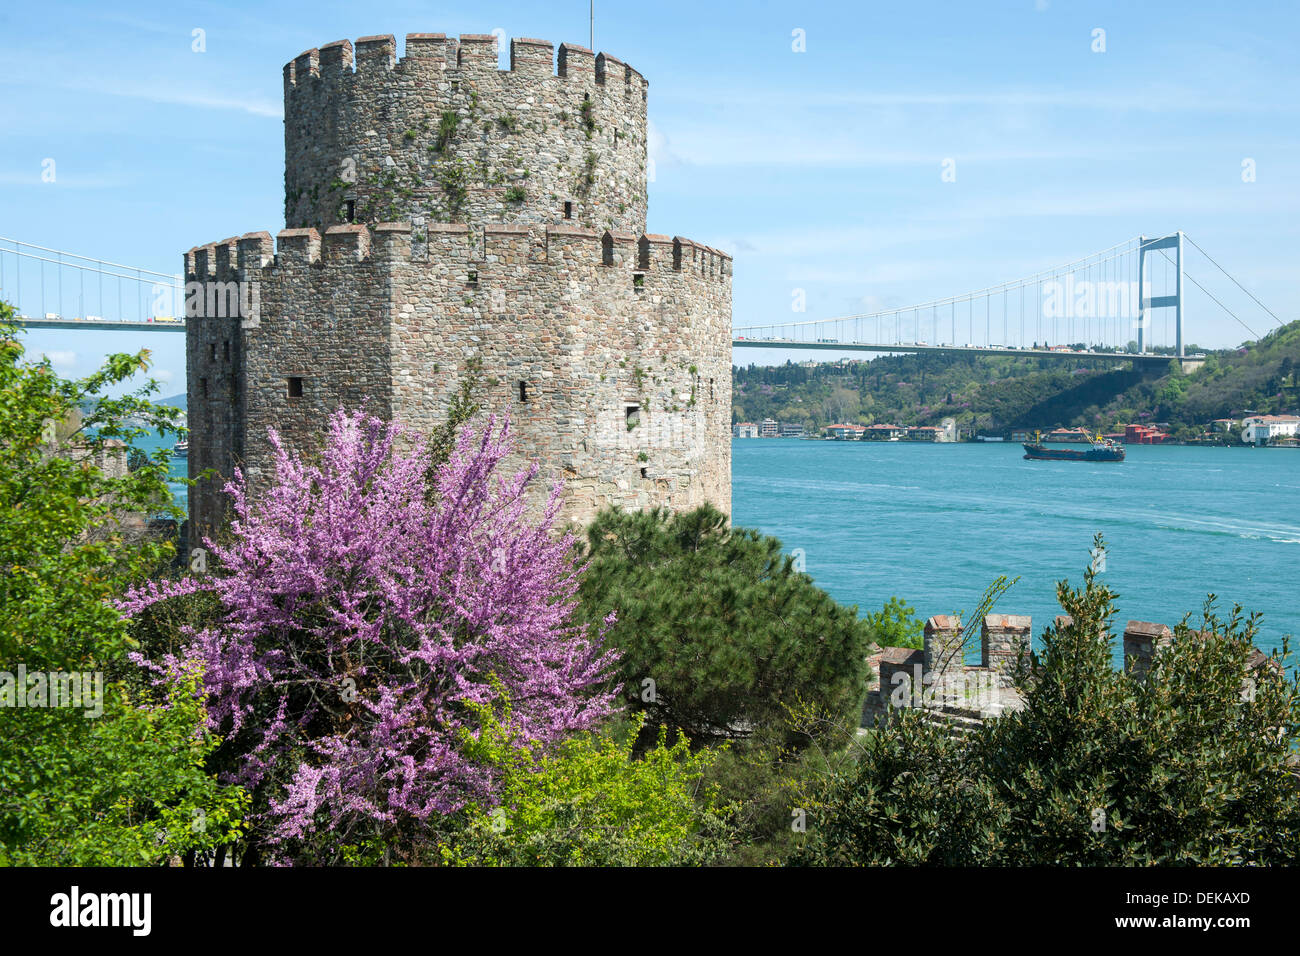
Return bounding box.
[2,0,1297,392]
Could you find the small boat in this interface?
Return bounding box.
[172,439,189,458]
[1023,431,1124,462]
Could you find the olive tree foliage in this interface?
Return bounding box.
[794,535,1300,866]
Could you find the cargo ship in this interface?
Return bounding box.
[1023,431,1124,462]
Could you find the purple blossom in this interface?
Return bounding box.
[120,409,619,850]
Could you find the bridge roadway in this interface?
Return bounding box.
[732,338,1194,367]
[11,317,186,333]
[8,318,1196,369]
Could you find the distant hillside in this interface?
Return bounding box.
[733,320,1300,437]
[158,393,186,411]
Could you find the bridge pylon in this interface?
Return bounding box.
[1137,231,1185,358]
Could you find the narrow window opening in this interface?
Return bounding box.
[223,340,230,361]
[518,381,529,402]
[625,403,640,428]
[208,343,216,361]
[601,233,614,266]
[633,273,645,292]
[287,376,303,399]
[467,270,478,286]
[563,201,573,220]
[640,467,647,479]
[344,199,356,223]
[710,377,715,400]
[200,377,208,398]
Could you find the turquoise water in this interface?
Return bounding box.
[732,439,1299,663]
[131,430,188,513]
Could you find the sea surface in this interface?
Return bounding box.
[133,428,1297,664]
[131,430,189,514]
[732,439,1299,664]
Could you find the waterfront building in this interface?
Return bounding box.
[825,423,865,440]
[733,422,760,438]
[863,423,904,441]
[1125,424,1172,444]
[1242,414,1300,446]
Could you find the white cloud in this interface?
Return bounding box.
[38,350,77,368]
[77,80,283,118]
[0,169,130,189]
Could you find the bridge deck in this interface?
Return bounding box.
[11,318,187,333]
[732,339,1186,364]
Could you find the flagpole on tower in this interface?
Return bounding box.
[590,1,594,50]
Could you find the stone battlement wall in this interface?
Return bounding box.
[861,614,1283,734]
[185,225,731,278]
[283,33,649,236]
[184,221,732,536]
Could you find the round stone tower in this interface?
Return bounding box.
[283,34,649,235]
[186,32,731,539]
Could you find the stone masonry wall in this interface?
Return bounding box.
[388,224,731,523]
[284,34,648,237]
[186,29,730,538]
[186,221,731,531]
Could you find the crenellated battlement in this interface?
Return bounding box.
[282,30,650,236]
[283,33,645,91]
[862,613,1284,736]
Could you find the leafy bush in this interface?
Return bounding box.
[443,706,728,866]
[864,596,925,649]
[0,302,245,865]
[793,537,1300,866]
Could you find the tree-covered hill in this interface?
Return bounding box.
[734,320,1300,437]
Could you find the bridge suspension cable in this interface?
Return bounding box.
[1183,234,1286,333]
[0,236,181,325]
[735,231,1285,358]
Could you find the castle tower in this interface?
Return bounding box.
[283,35,649,236]
[186,33,732,542]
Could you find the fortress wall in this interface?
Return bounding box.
[388,223,731,525]
[184,226,403,539]
[283,34,649,236]
[188,30,731,537]
[184,235,263,542]
[186,222,730,533]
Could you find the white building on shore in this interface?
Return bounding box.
[1242,415,1300,446]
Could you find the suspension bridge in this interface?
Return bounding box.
[1,232,1284,368]
[0,237,185,333]
[734,232,1284,370]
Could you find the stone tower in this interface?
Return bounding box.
[185,33,732,541]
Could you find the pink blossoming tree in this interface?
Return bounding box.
[120,409,618,862]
